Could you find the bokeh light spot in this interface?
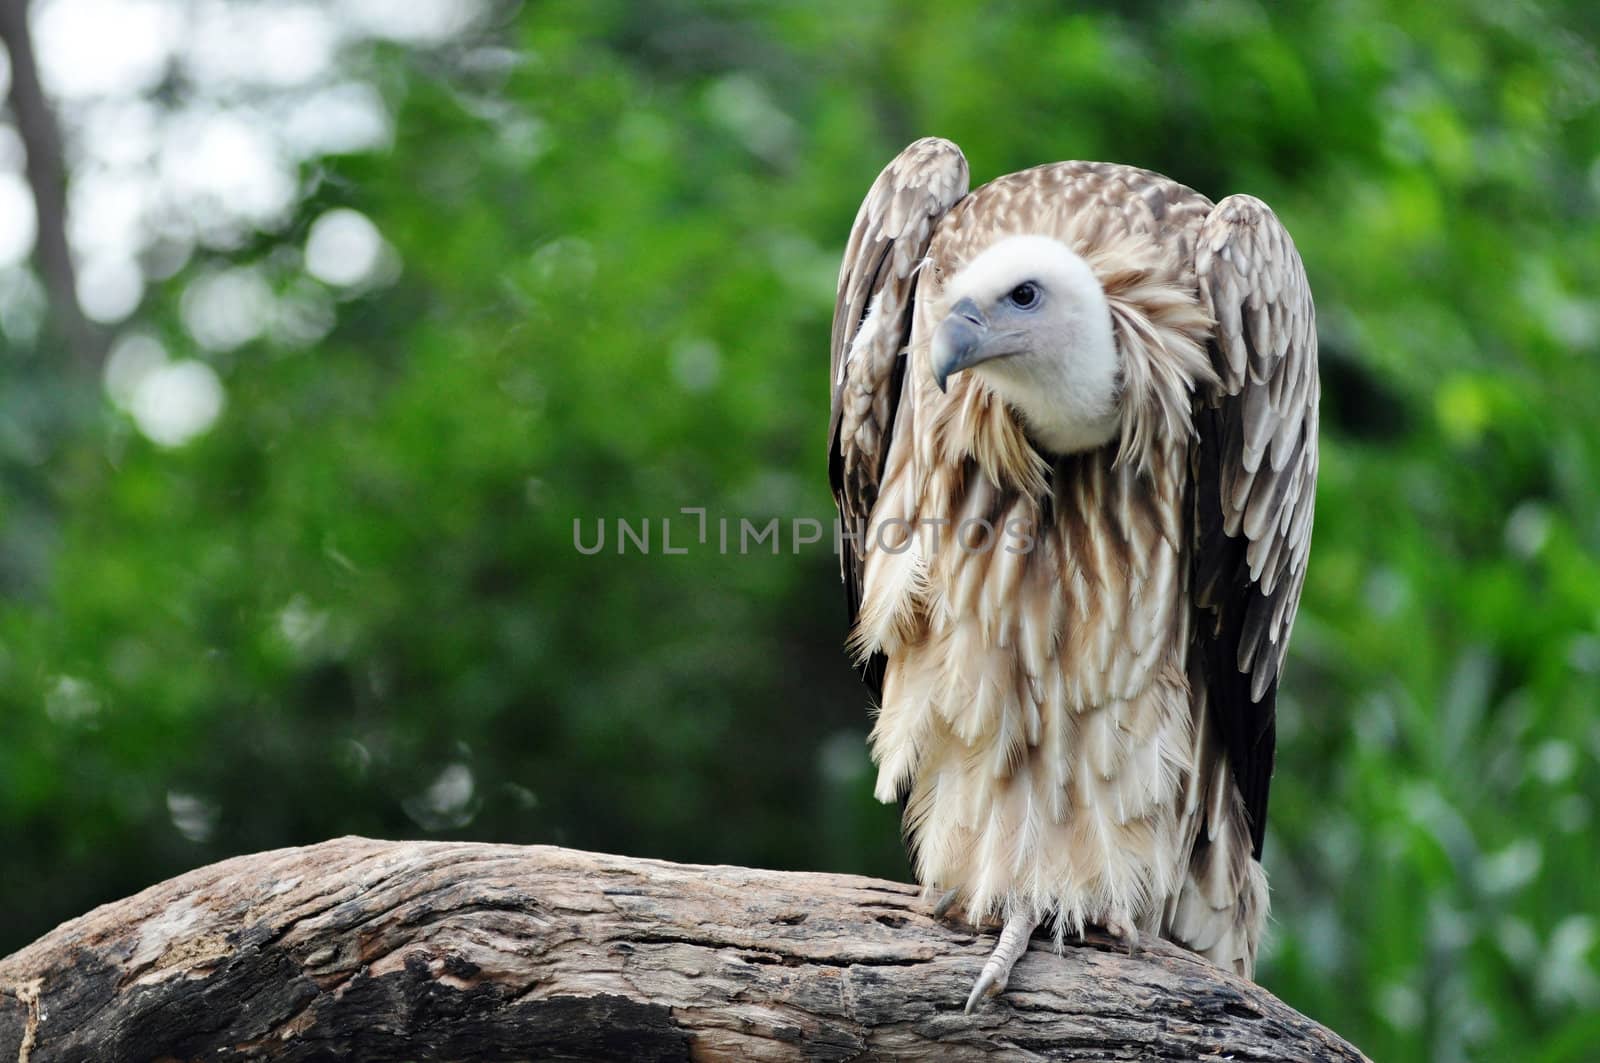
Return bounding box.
[304,208,385,288]
[130,360,225,447]
[78,256,144,323]
[181,267,274,351]
[103,332,167,408]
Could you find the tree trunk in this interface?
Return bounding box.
[0,0,102,372]
[0,837,1368,1061]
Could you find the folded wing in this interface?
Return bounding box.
[829,137,969,696]
[1191,194,1320,857]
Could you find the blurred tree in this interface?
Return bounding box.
[0,2,1596,1061]
[0,0,99,372]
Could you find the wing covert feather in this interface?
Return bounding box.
[1192,194,1319,857]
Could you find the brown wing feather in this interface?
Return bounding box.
[829,137,969,696]
[1192,194,1319,858]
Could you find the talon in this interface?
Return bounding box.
[1105,913,1141,956]
[964,967,1004,1013]
[932,887,961,920]
[963,910,1037,1014]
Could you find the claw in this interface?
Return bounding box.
[964,966,1003,1013]
[1104,911,1141,956]
[963,910,1037,1014]
[931,887,960,920]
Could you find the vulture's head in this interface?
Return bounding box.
[931,235,1120,456]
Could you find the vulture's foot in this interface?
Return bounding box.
[931,887,961,921]
[1104,910,1141,957]
[964,909,1037,1013]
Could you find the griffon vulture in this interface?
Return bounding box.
[828,138,1318,1012]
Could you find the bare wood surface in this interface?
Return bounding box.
[0,837,1368,1061]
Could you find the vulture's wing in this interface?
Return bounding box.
[1192,194,1319,858]
[829,137,969,696]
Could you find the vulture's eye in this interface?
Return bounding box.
[1008,282,1040,309]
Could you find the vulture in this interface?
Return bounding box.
[827,138,1318,1012]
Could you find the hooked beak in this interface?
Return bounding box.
[932,298,1003,393]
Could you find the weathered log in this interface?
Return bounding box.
[0,837,1367,1061]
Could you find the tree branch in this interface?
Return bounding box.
[0,837,1369,1061]
[0,0,102,373]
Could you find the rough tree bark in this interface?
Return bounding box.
[0,837,1368,1062]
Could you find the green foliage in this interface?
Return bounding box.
[2,2,1597,1059]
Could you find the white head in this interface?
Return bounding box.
[930,235,1120,455]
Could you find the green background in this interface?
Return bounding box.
[3,2,1598,1060]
